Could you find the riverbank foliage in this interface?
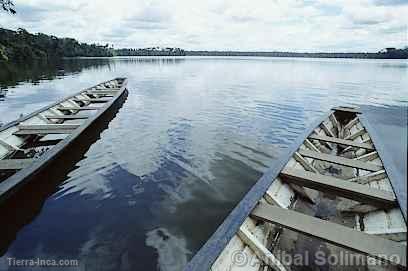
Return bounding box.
[0,28,113,62]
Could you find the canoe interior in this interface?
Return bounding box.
[0,78,127,190]
[190,107,407,271]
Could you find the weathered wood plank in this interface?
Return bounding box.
[308,134,374,150]
[348,170,387,185]
[18,124,80,130]
[293,152,318,173]
[329,113,340,130]
[0,159,35,170]
[304,139,321,152]
[0,138,19,151]
[345,128,366,141]
[237,226,287,271]
[14,129,76,135]
[73,98,111,103]
[29,139,63,147]
[280,168,396,207]
[94,87,120,91]
[35,114,53,124]
[332,106,361,114]
[87,91,117,95]
[355,151,378,162]
[251,203,406,267]
[57,106,100,111]
[297,149,382,172]
[320,122,335,137]
[45,115,89,120]
[344,117,359,131]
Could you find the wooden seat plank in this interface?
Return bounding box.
[0,138,19,151]
[332,107,361,114]
[73,98,111,103]
[251,203,406,267]
[18,124,80,130]
[57,106,100,111]
[297,149,382,172]
[94,87,120,91]
[29,139,63,147]
[308,134,374,150]
[86,91,117,95]
[45,115,89,120]
[0,159,35,170]
[14,129,76,135]
[280,168,396,207]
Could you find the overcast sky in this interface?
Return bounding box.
[0,0,406,52]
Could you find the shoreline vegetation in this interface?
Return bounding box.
[1,27,407,64]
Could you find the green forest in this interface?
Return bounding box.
[0,28,188,62]
[0,28,113,62]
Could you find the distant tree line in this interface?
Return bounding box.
[115,47,186,56]
[0,28,113,62]
[185,48,408,59]
[1,27,406,62]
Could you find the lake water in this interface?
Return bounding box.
[0,57,407,271]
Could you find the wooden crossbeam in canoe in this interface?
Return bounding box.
[343,117,359,131]
[348,170,387,185]
[345,128,366,141]
[293,152,318,173]
[86,91,117,95]
[304,139,321,153]
[30,139,63,147]
[355,151,378,162]
[56,106,100,111]
[18,124,80,130]
[251,202,406,267]
[45,115,89,120]
[320,122,336,137]
[308,134,374,150]
[94,87,120,91]
[237,226,287,271]
[280,168,396,207]
[297,149,382,172]
[14,129,76,135]
[73,98,111,103]
[0,159,35,170]
[0,138,19,152]
[332,106,361,114]
[14,125,77,135]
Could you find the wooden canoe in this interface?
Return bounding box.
[185,106,407,270]
[0,78,128,203]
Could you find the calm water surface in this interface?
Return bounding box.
[0,57,407,270]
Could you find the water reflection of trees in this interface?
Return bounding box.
[0,57,186,92]
[0,58,113,90]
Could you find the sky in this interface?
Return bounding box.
[0,0,407,52]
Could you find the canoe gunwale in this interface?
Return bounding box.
[0,78,128,203]
[183,110,333,271]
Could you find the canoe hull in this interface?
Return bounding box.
[0,78,128,203]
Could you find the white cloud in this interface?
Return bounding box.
[0,0,406,51]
